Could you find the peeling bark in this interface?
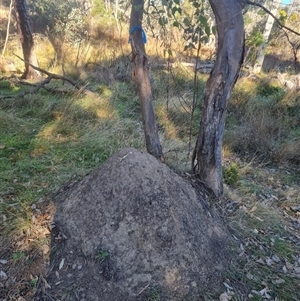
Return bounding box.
[129,0,163,160]
[192,0,245,197]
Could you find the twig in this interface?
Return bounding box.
[137,283,150,295]
[0,55,98,100]
[247,1,300,37]
[14,54,82,89]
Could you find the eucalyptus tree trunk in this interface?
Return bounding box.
[129,0,164,160]
[14,0,40,79]
[192,0,245,197]
[2,0,13,57]
[253,0,281,73]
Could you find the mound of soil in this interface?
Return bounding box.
[37,148,234,300]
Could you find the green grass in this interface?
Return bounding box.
[1,42,300,301]
[0,82,147,236]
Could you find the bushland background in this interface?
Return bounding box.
[0,0,300,300]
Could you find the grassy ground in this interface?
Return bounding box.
[1,28,300,300]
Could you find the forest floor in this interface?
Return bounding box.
[0,159,299,300]
[0,54,300,300]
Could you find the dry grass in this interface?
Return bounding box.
[1,12,300,301]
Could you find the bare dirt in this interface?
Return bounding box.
[34,148,235,301]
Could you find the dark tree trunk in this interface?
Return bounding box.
[129,0,164,161]
[14,0,41,79]
[192,0,245,197]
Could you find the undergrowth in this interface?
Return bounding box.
[0,24,300,301]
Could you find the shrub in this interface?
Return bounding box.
[223,162,241,185]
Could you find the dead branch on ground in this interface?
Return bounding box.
[0,55,97,99]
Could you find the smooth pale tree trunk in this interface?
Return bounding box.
[192,0,245,197]
[253,0,281,73]
[2,0,13,57]
[129,0,164,161]
[14,0,41,79]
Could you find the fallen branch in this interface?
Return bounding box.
[0,55,97,100]
[14,54,82,89]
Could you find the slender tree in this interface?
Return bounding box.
[14,0,40,79]
[2,0,13,57]
[253,0,281,73]
[129,0,164,161]
[192,0,245,197]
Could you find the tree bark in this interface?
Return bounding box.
[192,0,245,197]
[14,0,41,79]
[2,0,13,57]
[129,0,163,160]
[253,0,281,74]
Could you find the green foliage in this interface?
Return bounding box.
[144,0,213,52]
[256,83,285,99]
[29,276,38,288]
[28,0,88,46]
[246,30,264,47]
[225,78,300,163]
[279,8,288,24]
[144,288,161,301]
[12,251,26,262]
[0,80,20,95]
[28,0,77,30]
[96,250,109,261]
[223,162,241,185]
[91,0,111,17]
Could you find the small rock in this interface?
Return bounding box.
[191,281,197,287]
[0,260,8,265]
[266,257,273,266]
[294,267,300,274]
[272,278,285,284]
[256,258,265,264]
[41,245,50,255]
[285,261,294,271]
[282,265,287,273]
[0,270,8,281]
[78,265,82,271]
[271,254,281,263]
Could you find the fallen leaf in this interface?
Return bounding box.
[294,267,300,274]
[271,194,278,201]
[255,216,264,222]
[219,292,233,301]
[282,265,287,273]
[249,206,257,213]
[256,258,265,264]
[42,276,51,289]
[0,270,8,280]
[271,254,281,263]
[291,205,300,212]
[285,261,293,271]
[223,282,233,290]
[259,287,271,299]
[272,278,285,284]
[266,257,273,266]
[59,258,65,270]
